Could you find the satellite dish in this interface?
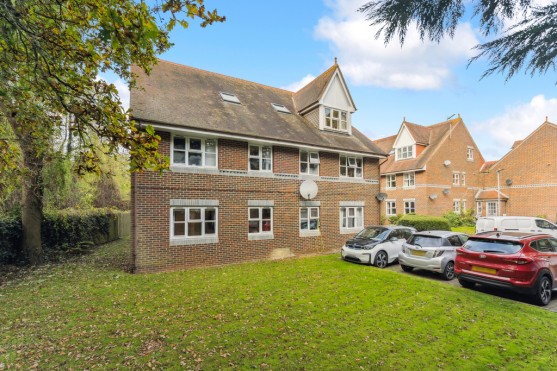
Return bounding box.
[442,188,450,195]
[429,194,438,200]
[443,160,451,167]
[300,179,318,200]
[376,193,387,201]
[506,178,513,186]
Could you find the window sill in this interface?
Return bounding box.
[402,186,415,190]
[170,166,219,174]
[299,230,321,238]
[385,187,397,190]
[170,236,218,246]
[340,228,361,235]
[248,233,274,241]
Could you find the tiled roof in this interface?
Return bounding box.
[293,64,337,112]
[511,140,523,149]
[374,135,396,153]
[475,190,509,200]
[404,121,431,145]
[130,60,385,156]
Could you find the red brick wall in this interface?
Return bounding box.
[274,146,299,174]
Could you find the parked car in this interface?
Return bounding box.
[455,231,557,306]
[341,226,415,268]
[398,231,469,280]
[476,216,557,238]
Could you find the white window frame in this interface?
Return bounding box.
[453,199,461,214]
[248,207,273,234]
[248,144,273,172]
[476,201,483,215]
[170,207,218,239]
[300,150,320,175]
[300,207,320,232]
[462,200,467,211]
[386,174,396,189]
[171,136,218,168]
[403,172,415,188]
[324,107,348,132]
[453,172,460,186]
[467,147,474,161]
[340,206,364,231]
[487,202,498,216]
[404,200,416,214]
[396,145,414,160]
[386,200,397,216]
[340,155,363,178]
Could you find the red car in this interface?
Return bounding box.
[455,232,557,306]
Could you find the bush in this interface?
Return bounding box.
[0,217,23,264]
[398,214,451,231]
[443,210,476,228]
[388,214,403,225]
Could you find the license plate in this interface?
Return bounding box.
[411,250,426,257]
[471,266,496,275]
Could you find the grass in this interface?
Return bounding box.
[2,237,557,369]
[452,225,476,234]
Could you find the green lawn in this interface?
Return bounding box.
[1,238,556,369]
[452,225,476,235]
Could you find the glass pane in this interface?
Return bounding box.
[340,121,347,130]
[348,157,356,166]
[309,164,318,174]
[205,222,215,235]
[300,220,308,230]
[249,158,260,171]
[332,120,338,129]
[347,168,354,177]
[262,220,271,232]
[356,168,362,177]
[356,159,362,167]
[310,208,318,218]
[325,118,331,127]
[310,152,318,160]
[249,220,260,233]
[325,108,331,117]
[205,209,216,221]
[189,138,202,151]
[205,153,216,167]
[174,222,185,236]
[301,208,308,219]
[262,146,272,158]
[205,139,216,153]
[173,209,185,222]
[332,110,339,118]
[309,219,318,230]
[173,151,186,164]
[348,218,355,228]
[249,146,259,156]
[262,159,272,171]
[262,208,271,219]
[188,153,202,166]
[348,208,354,217]
[188,222,202,236]
[174,137,186,150]
[357,208,363,226]
[340,156,347,166]
[341,111,347,120]
[341,208,346,219]
[340,167,346,176]
[249,208,259,219]
[300,151,308,161]
[300,163,308,173]
[189,209,201,220]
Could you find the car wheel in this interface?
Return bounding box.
[533,275,552,306]
[374,251,388,268]
[458,278,475,289]
[442,261,455,280]
[400,264,414,272]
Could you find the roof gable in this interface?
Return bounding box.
[393,123,417,148]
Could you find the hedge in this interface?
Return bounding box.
[397,214,451,232]
[0,209,123,264]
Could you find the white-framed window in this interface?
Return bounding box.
[300,207,319,231]
[249,144,272,172]
[325,107,348,131]
[248,207,273,234]
[386,174,396,189]
[462,200,467,211]
[404,200,415,214]
[386,200,397,216]
[462,172,466,186]
[467,147,474,161]
[453,172,460,185]
[172,136,217,167]
[476,201,483,215]
[396,145,414,160]
[453,200,461,214]
[171,207,217,238]
[300,150,319,175]
[487,202,498,216]
[340,206,363,229]
[340,155,363,178]
[403,172,415,188]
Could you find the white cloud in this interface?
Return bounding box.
[315,0,479,90]
[97,74,130,112]
[471,95,557,159]
[281,74,317,92]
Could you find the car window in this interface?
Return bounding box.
[403,229,413,239]
[355,227,389,240]
[407,235,443,247]
[536,219,556,229]
[464,239,523,254]
[532,239,556,253]
[390,230,401,239]
[447,235,462,247]
[458,235,469,244]
[549,239,557,252]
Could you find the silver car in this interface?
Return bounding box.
[398,231,469,280]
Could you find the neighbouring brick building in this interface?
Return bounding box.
[477,120,557,219]
[130,60,386,272]
[374,117,485,219]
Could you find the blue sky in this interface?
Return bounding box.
[111,0,557,161]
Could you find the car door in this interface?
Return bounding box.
[381,229,403,263]
[547,239,557,286]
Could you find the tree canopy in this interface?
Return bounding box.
[359,0,557,81]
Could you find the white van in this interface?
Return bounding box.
[475,216,557,237]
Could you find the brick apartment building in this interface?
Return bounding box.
[375,117,485,219]
[130,60,386,272]
[477,120,557,220]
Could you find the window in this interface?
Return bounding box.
[452,172,460,185]
[396,146,414,160]
[171,207,217,238]
[340,207,363,229]
[386,201,397,216]
[248,207,272,234]
[447,235,462,247]
[220,92,241,104]
[300,207,319,231]
[531,239,556,253]
[535,219,557,230]
[249,145,272,171]
[325,107,348,131]
[476,201,483,215]
[404,200,415,214]
[487,202,497,216]
[453,200,461,214]
[173,137,217,167]
[462,172,466,186]
[403,172,415,188]
[386,174,396,189]
[300,150,319,175]
[340,155,363,178]
[462,200,467,211]
[467,147,474,160]
[271,103,291,114]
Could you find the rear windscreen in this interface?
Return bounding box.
[407,235,445,247]
[464,239,522,254]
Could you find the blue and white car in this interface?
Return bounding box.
[341,226,415,268]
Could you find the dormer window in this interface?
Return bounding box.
[325,107,348,131]
[396,145,414,160]
[220,92,241,104]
